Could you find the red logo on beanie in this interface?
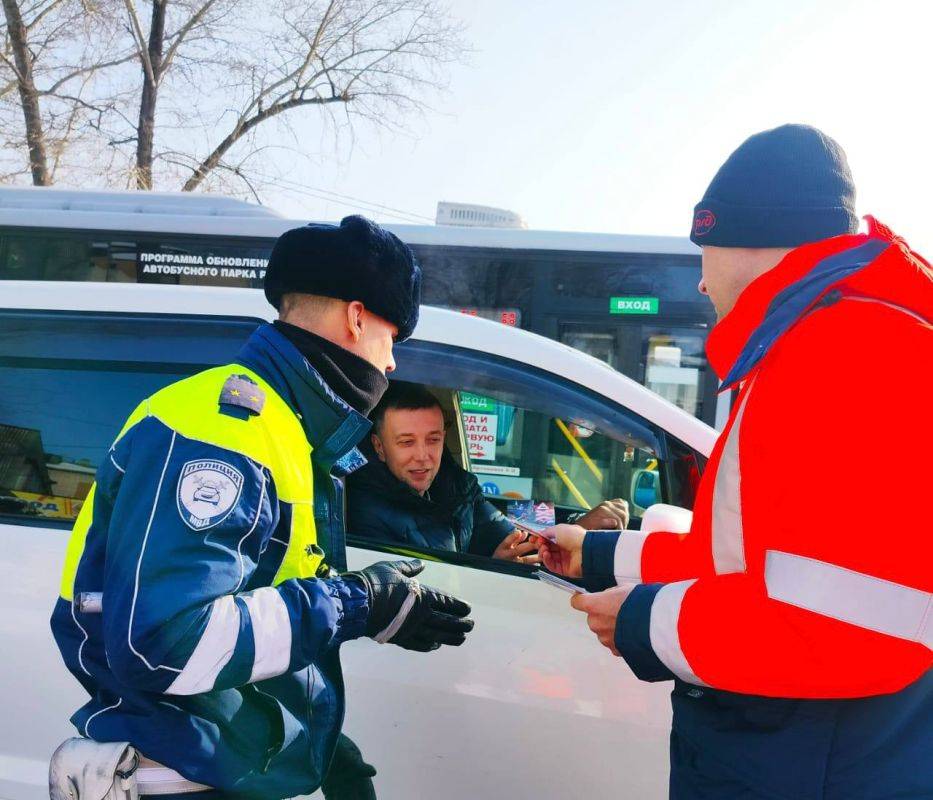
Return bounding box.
[693,209,716,237]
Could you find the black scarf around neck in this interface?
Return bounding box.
[273,320,388,416]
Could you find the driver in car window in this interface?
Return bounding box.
[347,382,540,563]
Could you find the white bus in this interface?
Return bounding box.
[0,187,726,428]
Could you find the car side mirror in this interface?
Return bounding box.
[630,468,661,512]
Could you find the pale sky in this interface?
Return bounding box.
[261,0,933,256]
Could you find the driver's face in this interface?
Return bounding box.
[372,406,445,495]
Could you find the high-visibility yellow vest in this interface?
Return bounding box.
[60,364,323,602]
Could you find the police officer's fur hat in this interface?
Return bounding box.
[264,215,422,341]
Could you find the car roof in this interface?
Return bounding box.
[2,281,716,455]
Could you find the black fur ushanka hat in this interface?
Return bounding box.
[264,215,422,341]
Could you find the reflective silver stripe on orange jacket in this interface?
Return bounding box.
[649,579,708,685]
[765,550,933,648]
[613,530,648,583]
[710,381,754,575]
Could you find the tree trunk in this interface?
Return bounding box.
[1,0,51,185]
[135,0,166,190]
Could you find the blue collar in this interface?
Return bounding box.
[235,323,372,469]
[721,238,890,389]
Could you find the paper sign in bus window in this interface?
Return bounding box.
[463,412,498,460]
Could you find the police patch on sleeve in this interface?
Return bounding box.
[176,460,244,531]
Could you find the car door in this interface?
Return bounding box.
[337,338,706,799]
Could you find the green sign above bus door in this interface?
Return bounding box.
[459,392,496,412]
[609,296,659,315]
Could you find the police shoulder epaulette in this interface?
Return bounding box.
[219,374,265,416]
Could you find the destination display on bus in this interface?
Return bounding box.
[137,249,270,284]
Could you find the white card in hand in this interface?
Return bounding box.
[536,571,588,594]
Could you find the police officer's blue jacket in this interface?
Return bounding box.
[50,323,373,799]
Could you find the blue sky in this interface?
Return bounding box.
[262,0,933,255]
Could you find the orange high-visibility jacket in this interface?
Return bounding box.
[587,218,933,698]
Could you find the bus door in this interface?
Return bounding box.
[558,320,720,428]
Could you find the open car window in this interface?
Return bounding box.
[344,340,686,574]
[385,340,678,531]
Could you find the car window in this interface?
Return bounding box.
[350,338,698,566]
[0,311,260,524]
[345,340,691,572]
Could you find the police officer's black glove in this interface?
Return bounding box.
[346,559,474,652]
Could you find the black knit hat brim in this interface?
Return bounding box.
[690,199,858,248]
[689,124,858,248]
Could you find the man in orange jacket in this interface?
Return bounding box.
[540,124,932,799]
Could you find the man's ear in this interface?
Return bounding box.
[346,300,366,343]
[371,432,386,462]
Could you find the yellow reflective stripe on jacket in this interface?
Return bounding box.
[115,398,150,444]
[145,364,325,583]
[146,365,309,501]
[59,363,325,602]
[61,399,160,601]
[277,502,322,585]
[60,484,95,602]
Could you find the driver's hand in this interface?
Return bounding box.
[574,498,629,530]
[535,524,586,577]
[493,530,540,564]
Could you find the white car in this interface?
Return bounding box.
[0,280,716,800]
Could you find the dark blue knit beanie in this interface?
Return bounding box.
[264,215,422,341]
[690,124,858,247]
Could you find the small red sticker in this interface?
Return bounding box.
[693,209,717,237]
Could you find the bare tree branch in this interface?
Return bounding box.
[160,0,219,76]
[24,0,66,32]
[183,92,346,190]
[122,0,155,85]
[42,49,139,96]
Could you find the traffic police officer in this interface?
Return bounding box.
[540,125,932,798]
[50,216,474,799]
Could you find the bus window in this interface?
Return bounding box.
[1,233,99,282]
[414,247,534,313]
[560,330,617,368]
[560,322,714,422]
[0,231,272,287]
[643,332,706,419]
